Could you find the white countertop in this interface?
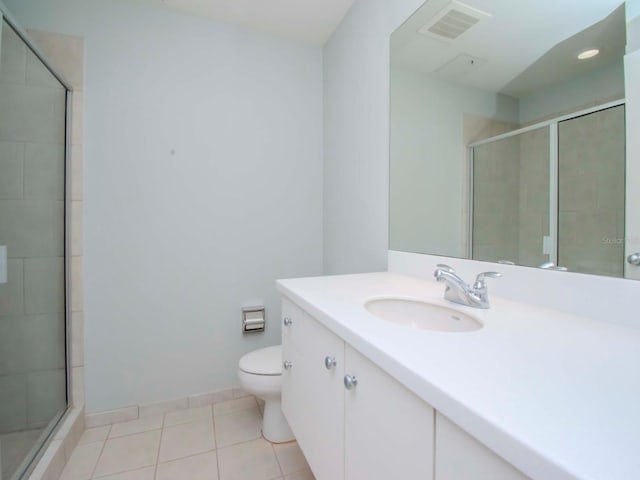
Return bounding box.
[277,272,640,480]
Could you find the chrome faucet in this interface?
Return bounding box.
[433,264,502,309]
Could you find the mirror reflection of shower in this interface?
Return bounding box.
[389,0,630,279]
[470,103,625,277]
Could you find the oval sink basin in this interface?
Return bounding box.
[365,298,482,332]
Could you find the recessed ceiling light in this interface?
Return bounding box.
[577,48,600,60]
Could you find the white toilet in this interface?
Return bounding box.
[238,345,294,443]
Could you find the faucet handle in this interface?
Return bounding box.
[435,264,455,273]
[474,272,502,287]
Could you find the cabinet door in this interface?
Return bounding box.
[281,298,345,480]
[435,413,531,480]
[281,299,306,443]
[344,345,434,480]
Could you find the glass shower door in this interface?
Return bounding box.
[0,18,68,479]
[471,126,551,267]
[557,105,626,277]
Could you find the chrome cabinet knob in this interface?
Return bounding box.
[627,253,640,266]
[283,317,293,327]
[283,360,292,370]
[344,374,358,390]
[324,356,337,370]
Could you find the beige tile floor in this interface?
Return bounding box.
[59,397,315,480]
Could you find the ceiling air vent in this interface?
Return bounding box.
[419,1,491,41]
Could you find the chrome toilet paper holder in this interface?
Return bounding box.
[242,306,265,334]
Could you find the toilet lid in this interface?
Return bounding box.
[239,345,282,376]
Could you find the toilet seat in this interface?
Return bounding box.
[239,345,282,376]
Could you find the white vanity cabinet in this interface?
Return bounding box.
[281,297,535,480]
[281,298,345,480]
[277,271,640,480]
[435,413,532,480]
[344,344,434,479]
[281,297,435,480]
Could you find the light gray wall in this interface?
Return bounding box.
[518,60,625,124]
[628,0,640,53]
[322,0,425,275]
[628,0,640,22]
[5,0,324,413]
[390,66,519,258]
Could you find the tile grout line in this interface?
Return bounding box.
[152,409,166,479]
[216,438,263,450]
[155,447,218,470]
[212,397,258,419]
[149,408,218,475]
[92,466,151,480]
[75,399,254,479]
[211,404,222,480]
[212,402,263,450]
[271,441,285,479]
[215,426,263,450]
[21,142,25,201]
[87,424,111,479]
[96,409,213,442]
[106,425,163,441]
[21,255,25,317]
[89,412,219,479]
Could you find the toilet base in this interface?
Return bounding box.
[262,400,294,443]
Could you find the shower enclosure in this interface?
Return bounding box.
[0,10,71,480]
[469,101,626,278]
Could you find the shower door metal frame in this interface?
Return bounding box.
[0,1,73,90]
[0,2,75,478]
[467,98,626,266]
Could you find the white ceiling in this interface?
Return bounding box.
[391,0,625,95]
[131,0,356,45]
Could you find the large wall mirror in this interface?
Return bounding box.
[390,0,637,279]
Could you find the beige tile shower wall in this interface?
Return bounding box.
[471,134,520,264]
[517,127,550,268]
[558,105,625,277]
[468,122,552,269]
[463,115,518,146]
[0,23,67,434]
[462,115,518,257]
[27,29,85,409]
